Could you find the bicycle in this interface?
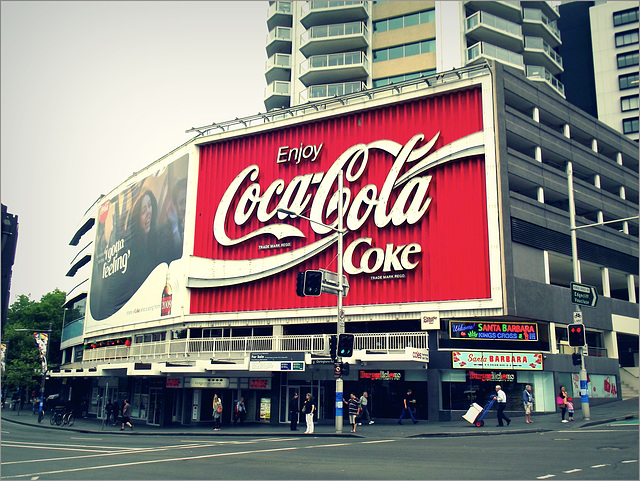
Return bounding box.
[62,410,75,427]
[49,408,64,426]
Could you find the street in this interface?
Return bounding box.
[1,420,638,480]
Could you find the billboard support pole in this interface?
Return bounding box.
[336,170,344,434]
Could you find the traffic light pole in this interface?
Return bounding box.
[567,162,590,420]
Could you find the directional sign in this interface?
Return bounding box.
[570,282,598,308]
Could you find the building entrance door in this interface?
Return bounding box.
[148,388,163,426]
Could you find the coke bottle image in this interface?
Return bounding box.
[161,272,172,316]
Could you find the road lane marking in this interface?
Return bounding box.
[70,437,102,441]
[591,464,609,468]
[536,475,555,479]
[563,469,582,473]
[1,446,304,479]
[361,440,396,444]
[621,460,638,463]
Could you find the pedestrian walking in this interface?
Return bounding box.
[397,389,418,424]
[493,385,511,427]
[357,391,373,425]
[290,392,299,431]
[213,394,223,431]
[111,400,120,425]
[302,393,315,434]
[234,397,246,425]
[557,385,569,423]
[343,393,359,433]
[120,399,133,431]
[523,385,534,423]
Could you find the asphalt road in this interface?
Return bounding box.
[1,420,638,480]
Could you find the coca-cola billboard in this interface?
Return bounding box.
[191,85,500,314]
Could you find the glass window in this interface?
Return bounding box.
[373,78,389,88]
[373,49,387,62]
[404,13,419,27]
[617,51,639,68]
[373,19,387,33]
[613,7,639,27]
[404,42,420,57]
[420,9,435,24]
[388,16,403,30]
[405,72,420,81]
[621,95,639,111]
[619,72,639,89]
[615,30,639,47]
[389,74,404,84]
[421,39,436,53]
[388,45,403,60]
[623,117,639,134]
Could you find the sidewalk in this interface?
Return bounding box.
[2,398,637,438]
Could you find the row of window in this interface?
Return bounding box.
[617,50,639,69]
[373,38,435,63]
[373,69,436,88]
[615,29,639,47]
[613,7,639,27]
[619,72,639,90]
[373,9,435,33]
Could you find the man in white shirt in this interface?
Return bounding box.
[494,385,511,427]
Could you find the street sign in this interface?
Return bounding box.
[573,311,583,323]
[570,282,598,308]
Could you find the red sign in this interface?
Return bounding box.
[192,87,490,313]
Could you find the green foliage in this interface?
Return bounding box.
[2,289,65,393]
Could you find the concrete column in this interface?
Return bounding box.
[617,152,623,165]
[537,186,545,203]
[622,221,629,235]
[533,107,540,122]
[594,174,601,188]
[592,139,598,153]
[619,186,626,200]
[535,145,542,162]
[601,267,611,298]
[597,211,604,223]
[604,331,619,360]
[563,124,570,138]
[543,251,550,285]
[628,275,637,303]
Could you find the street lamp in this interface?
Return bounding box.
[277,170,347,433]
[14,323,52,423]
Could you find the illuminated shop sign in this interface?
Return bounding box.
[185,377,230,388]
[449,321,538,341]
[359,370,403,381]
[468,371,515,382]
[166,378,182,388]
[249,379,272,390]
[452,351,543,370]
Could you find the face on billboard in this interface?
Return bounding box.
[88,154,189,323]
[192,86,496,313]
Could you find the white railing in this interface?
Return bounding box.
[82,332,428,363]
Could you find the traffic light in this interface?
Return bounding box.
[296,272,305,297]
[572,353,582,366]
[342,362,350,376]
[329,335,337,361]
[568,323,586,347]
[303,270,323,296]
[338,333,354,357]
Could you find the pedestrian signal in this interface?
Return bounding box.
[568,323,585,347]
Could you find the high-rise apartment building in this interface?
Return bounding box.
[559,1,639,142]
[264,1,565,111]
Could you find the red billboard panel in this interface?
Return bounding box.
[191,86,491,313]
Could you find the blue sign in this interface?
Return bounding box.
[335,391,343,417]
[580,379,589,404]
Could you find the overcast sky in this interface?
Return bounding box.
[1,1,268,304]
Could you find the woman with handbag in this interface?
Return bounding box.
[557,385,569,423]
[213,394,223,431]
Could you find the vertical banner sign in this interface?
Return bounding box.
[0,343,6,371]
[33,333,48,373]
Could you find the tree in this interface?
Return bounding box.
[2,289,65,394]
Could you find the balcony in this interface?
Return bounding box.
[266,26,292,58]
[526,65,565,98]
[300,21,369,57]
[300,1,370,29]
[299,81,366,103]
[299,51,369,85]
[466,41,524,70]
[264,80,291,111]
[81,332,429,365]
[267,1,293,31]
[523,36,563,75]
[522,7,561,48]
[265,53,292,84]
[465,1,522,24]
[466,10,523,52]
